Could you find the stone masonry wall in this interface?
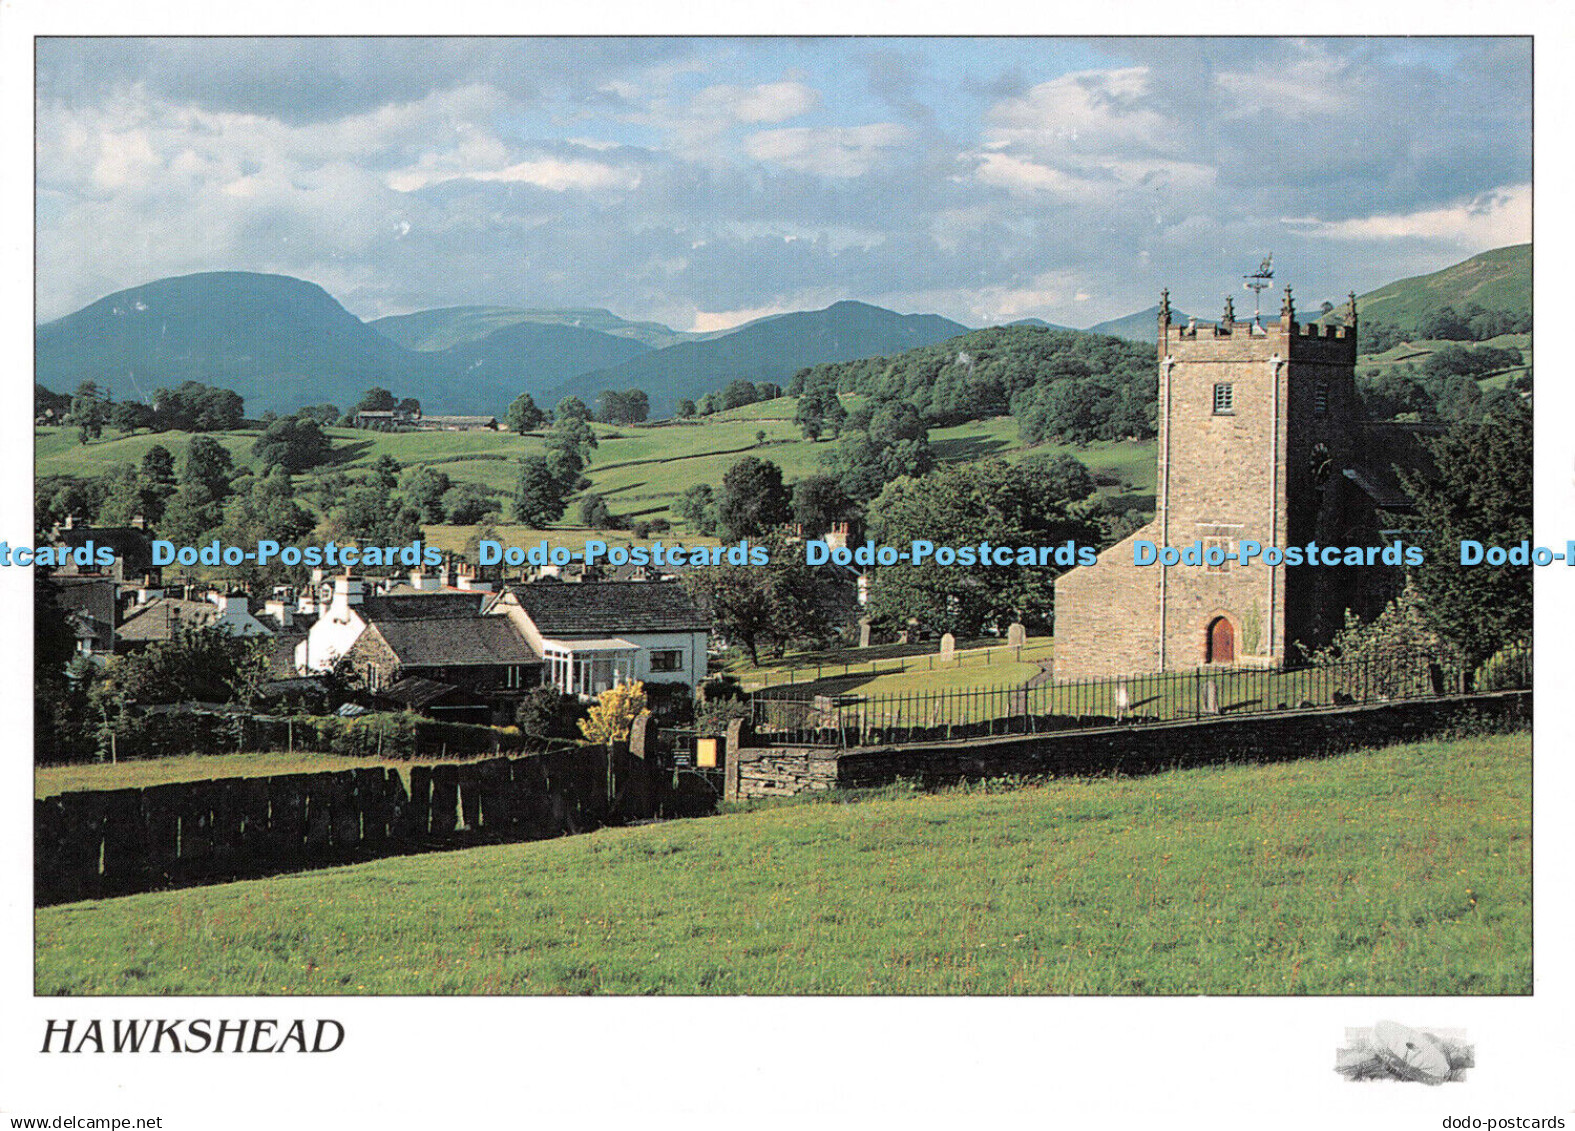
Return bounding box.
[726,691,1528,799]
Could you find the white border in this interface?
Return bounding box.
[2,6,1568,1127]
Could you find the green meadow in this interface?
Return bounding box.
[36,732,1529,995]
[36,396,1158,536]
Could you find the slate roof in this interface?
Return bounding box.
[117,596,219,643]
[371,616,539,667]
[1348,421,1443,516]
[379,677,462,709]
[505,580,709,636]
[359,591,486,622]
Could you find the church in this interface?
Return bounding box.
[1052,286,1428,678]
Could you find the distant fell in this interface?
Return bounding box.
[557,300,970,414]
[372,306,690,352]
[1085,305,1191,345]
[35,271,424,415]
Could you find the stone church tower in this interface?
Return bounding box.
[1053,286,1388,678]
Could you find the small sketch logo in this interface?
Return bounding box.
[1335,1021,1473,1085]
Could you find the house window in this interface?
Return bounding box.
[505,665,523,689]
[649,649,682,673]
[1212,383,1234,415]
[1204,537,1232,574]
[1314,382,1329,416]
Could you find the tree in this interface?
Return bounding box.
[720,380,759,411]
[597,388,650,425]
[1018,452,1098,505]
[1398,400,1532,670]
[683,536,835,664]
[152,382,244,432]
[219,467,317,588]
[140,444,178,495]
[110,400,154,434]
[71,382,108,443]
[578,493,613,528]
[792,474,853,537]
[795,379,848,441]
[674,484,718,536]
[252,415,333,473]
[506,392,548,435]
[369,454,402,491]
[404,466,454,524]
[328,481,423,547]
[354,387,398,414]
[674,399,697,419]
[865,458,1100,636]
[716,456,792,541]
[554,396,592,423]
[181,436,235,501]
[442,483,498,525]
[297,403,341,426]
[515,687,586,743]
[578,681,648,745]
[160,484,223,545]
[95,464,162,527]
[514,455,567,527]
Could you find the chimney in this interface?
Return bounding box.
[330,573,364,622]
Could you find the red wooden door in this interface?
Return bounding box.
[1207,617,1234,664]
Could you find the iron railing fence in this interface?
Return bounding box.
[747,649,1530,748]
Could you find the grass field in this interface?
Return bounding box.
[37,397,1157,537]
[1357,332,1532,391]
[35,732,1529,995]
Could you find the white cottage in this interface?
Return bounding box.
[486,581,710,698]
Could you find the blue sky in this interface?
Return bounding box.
[35,36,1531,331]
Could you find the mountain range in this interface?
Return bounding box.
[35,244,1530,417]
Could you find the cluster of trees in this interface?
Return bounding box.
[596,388,650,425]
[788,325,1155,442]
[53,380,246,443]
[252,414,333,473]
[674,460,857,545]
[1359,303,1532,355]
[513,397,601,527]
[1399,398,1533,671]
[1359,341,1529,424]
[673,380,783,420]
[864,457,1099,637]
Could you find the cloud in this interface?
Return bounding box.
[389,152,642,194]
[33,38,1532,334]
[745,123,912,178]
[696,81,820,124]
[1281,184,1531,247]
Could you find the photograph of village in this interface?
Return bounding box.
[32,36,1531,995]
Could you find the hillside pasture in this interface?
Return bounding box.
[38,401,1157,538]
[34,732,1530,995]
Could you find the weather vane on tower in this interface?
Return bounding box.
[1244,253,1274,322]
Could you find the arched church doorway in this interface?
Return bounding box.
[1206,616,1235,664]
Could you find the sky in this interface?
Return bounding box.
[34,36,1531,332]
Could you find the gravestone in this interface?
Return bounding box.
[858,618,872,649]
[1007,622,1027,648]
[1202,678,1220,715]
[939,633,956,661]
